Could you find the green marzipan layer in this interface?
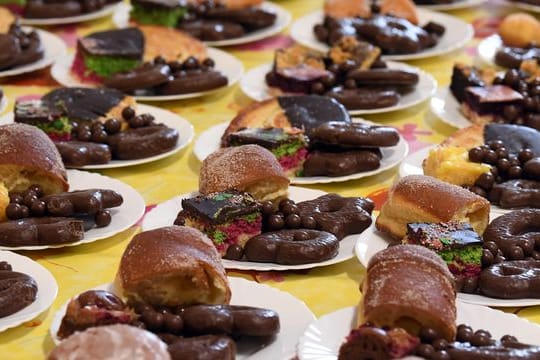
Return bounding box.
[439,245,482,265]
[83,54,140,78]
[130,3,186,27]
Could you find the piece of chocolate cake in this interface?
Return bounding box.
[450,63,491,103]
[130,0,186,27]
[14,99,71,141]
[403,221,483,282]
[73,28,144,80]
[461,85,524,125]
[227,128,308,176]
[175,191,262,256]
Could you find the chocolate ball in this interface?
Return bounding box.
[469,147,485,163]
[456,324,473,342]
[95,210,112,228]
[310,82,326,95]
[495,147,508,159]
[474,172,495,190]
[142,310,164,331]
[6,203,24,220]
[508,156,521,167]
[432,350,451,360]
[223,244,243,260]
[23,193,38,208]
[461,276,478,294]
[509,245,525,260]
[524,157,540,180]
[154,55,166,65]
[0,261,12,271]
[261,201,274,215]
[141,113,155,126]
[501,334,518,344]
[28,184,43,198]
[77,129,92,142]
[9,193,23,204]
[475,329,492,338]
[524,96,536,110]
[497,158,511,173]
[168,60,183,72]
[416,344,435,358]
[183,56,199,70]
[328,63,340,74]
[285,214,302,228]
[267,214,284,230]
[432,338,448,351]
[507,165,523,179]
[164,313,183,334]
[483,241,499,255]
[504,69,520,87]
[129,115,145,129]
[279,199,295,211]
[484,149,498,165]
[91,130,108,143]
[471,333,493,347]
[489,140,504,150]
[30,200,46,216]
[321,73,336,88]
[301,216,317,229]
[420,327,439,343]
[518,148,534,163]
[122,106,136,121]
[202,58,215,68]
[104,118,121,134]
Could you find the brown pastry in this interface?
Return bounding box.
[376,175,490,240]
[323,0,371,19]
[379,0,419,25]
[0,123,68,195]
[302,149,381,177]
[0,264,38,318]
[116,226,231,308]
[138,25,207,62]
[199,145,289,202]
[359,244,457,341]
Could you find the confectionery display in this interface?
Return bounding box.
[6,1,540,358]
[265,37,420,110]
[14,87,180,166]
[314,0,445,54]
[129,0,277,42]
[71,27,228,95]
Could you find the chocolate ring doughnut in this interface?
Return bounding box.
[309,122,400,148]
[296,194,374,240]
[489,180,540,209]
[479,260,540,299]
[0,217,84,246]
[0,270,37,318]
[103,63,171,93]
[244,229,339,265]
[106,125,179,160]
[483,209,540,260]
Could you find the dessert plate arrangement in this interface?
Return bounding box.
[50,277,315,359]
[142,186,368,270]
[0,170,145,251]
[477,34,503,67]
[430,87,473,128]
[50,48,244,101]
[0,251,58,332]
[0,104,195,170]
[353,222,540,307]
[240,62,437,115]
[0,28,66,78]
[112,1,292,47]
[290,9,474,60]
[416,0,487,10]
[193,121,409,185]
[20,3,120,25]
[297,303,540,360]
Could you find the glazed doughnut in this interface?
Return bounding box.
[181,304,280,337]
[479,260,540,299]
[483,209,540,260]
[489,180,540,209]
[243,229,339,265]
[0,269,38,318]
[42,189,123,216]
[103,63,171,93]
[302,149,381,177]
[296,194,374,240]
[168,335,235,360]
[0,217,85,246]
[309,122,400,148]
[106,125,179,160]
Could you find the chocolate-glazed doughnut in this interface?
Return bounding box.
[55,141,112,167]
[106,125,179,160]
[483,209,540,260]
[326,88,400,110]
[295,194,374,240]
[309,122,400,148]
[0,270,37,318]
[168,335,235,360]
[158,70,228,95]
[302,149,381,177]
[244,229,339,265]
[11,31,44,68]
[0,34,21,70]
[42,189,123,216]
[103,63,171,93]
[0,217,84,246]
[479,260,540,299]
[489,180,540,209]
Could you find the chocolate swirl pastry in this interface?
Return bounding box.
[0,22,43,71]
[0,261,38,318]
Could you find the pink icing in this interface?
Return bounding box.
[70,51,102,85]
[279,147,308,171]
[213,216,262,253]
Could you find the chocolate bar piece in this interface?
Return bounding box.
[77,28,144,59]
[450,63,487,103]
[464,85,523,116]
[14,99,63,125]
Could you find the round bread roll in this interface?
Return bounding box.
[0,182,8,221]
[0,123,68,195]
[47,324,171,360]
[116,226,231,307]
[199,144,289,202]
[499,13,540,48]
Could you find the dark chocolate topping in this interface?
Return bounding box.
[132,0,183,10]
[484,124,540,157]
[277,95,350,134]
[406,222,482,249]
[15,99,64,124]
[78,28,144,58]
[180,191,261,224]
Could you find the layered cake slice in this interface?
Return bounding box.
[461,85,524,125]
[14,100,71,141]
[403,221,483,283]
[175,191,262,255]
[226,128,309,176]
[130,0,186,27]
[449,63,493,103]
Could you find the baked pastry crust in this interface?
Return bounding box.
[359,244,456,341]
[138,25,207,62]
[375,175,490,240]
[116,226,231,307]
[440,124,484,149]
[0,123,68,195]
[323,0,371,19]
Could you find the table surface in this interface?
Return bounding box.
[2,0,540,358]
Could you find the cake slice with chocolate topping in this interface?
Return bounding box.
[461,85,524,125]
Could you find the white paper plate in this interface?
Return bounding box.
[0,104,194,169]
[0,170,145,250]
[240,62,437,116]
[50,277,315,360]
[50,48,244,101]
[113,2,292,47]
[20,3,119,25]
[142,186,372,270]
[297,303,540,360]
[354,221,540,307]
[430,87,472,129]
[290,9,474,61]
[477,34,503,68]
[0,96,7,114]
[193,121,409,184]
[0,251,58,332]
[503,0,540,13]
[0,28,66,78]
[416,0,487,10]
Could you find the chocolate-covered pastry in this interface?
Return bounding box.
[346,68,419,87]
[204,7,276,30]
[0,34,21,70]
[42,189,123,216]
[103,63,171,93]
[0,264,38,318]
[168,335,236,360]
[106,125,179,160]
[179,20,245,41]
[495,46,540,69]
[0,23,43,71]
[484,123,540,157]
[489,180,540,208]
[158,69,228,95]
[303,149,381,177]
[78,28,144,59]
[450,63,489,103]
[309,122,400,148]
[479,260,540,299]
[24,0,82,18]
[0,217,84,246]
[55,141,112,167]
[326,88,400,110]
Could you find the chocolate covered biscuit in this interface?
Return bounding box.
[302,149,381,177]
[0,217,85,246]
[347,69,419,87]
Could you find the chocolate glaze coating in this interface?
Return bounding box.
[168,335,235,360]
[55,141,112,167]
[309,121,399,148]
[42,189,123,216]
[0,270,38,318]
[0,217,84,246]
[326,88,400,110]
[103,63,171,92]
[78,27,144,58]
[489,180,540,209]
[24,0,82,18]
[347,68,419,87]
[106,125,179,160]
[158,70,228,95]
[479,260,540,299]
[302,149,381,177]
[179,20,245,41]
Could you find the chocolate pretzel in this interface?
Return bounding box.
[42,189,123,216]
[0,217,84,246]
[489,179,540,209]
[310,122,400,148]
[55,141,112,167]
[479,260,540,299]
[302,149,381,177]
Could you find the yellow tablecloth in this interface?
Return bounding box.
[1,0,540,358]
